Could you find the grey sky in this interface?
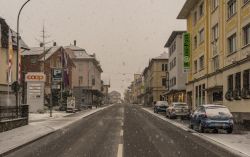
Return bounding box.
[0,0,186,95]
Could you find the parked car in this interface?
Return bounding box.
[166,102,190,119]
[153,101,169,113]
[190,104,234,134]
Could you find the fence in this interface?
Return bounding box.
[0,105,29,121]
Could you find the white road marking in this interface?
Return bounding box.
[117,144,123,157]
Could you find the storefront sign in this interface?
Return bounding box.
[52,68,62,82]
[25,72,46,82]
[183,33,190,72]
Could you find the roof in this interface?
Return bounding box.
[65,45,103,73]
[177,0,200,19]
[164,31,186,47]
[22,46,61,61]
[0,17,29,50]
[153,52,168,60]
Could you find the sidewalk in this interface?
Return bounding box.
[0,105,112,156]
[143,107,250,157]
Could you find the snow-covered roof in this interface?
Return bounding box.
[64,45,92,59]
[153,52,168,60]
[22,46,62,61]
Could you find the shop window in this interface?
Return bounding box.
[234,72,241,100]
[226,74,234,101]
[213,91,223,102]
[242,69,250,98]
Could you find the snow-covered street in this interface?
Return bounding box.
[143,107,250,157]
[0,105,112,156]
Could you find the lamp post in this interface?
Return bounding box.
[16,0,31,108]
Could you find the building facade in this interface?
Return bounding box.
[65,43,103,108]
[0,18,29,106]
[142,52,169,106]
[178,0,250,124]
[164,31,187,105]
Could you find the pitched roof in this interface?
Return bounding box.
[164,31,186,48]
[177,0,200,19]
[153,52,168,60]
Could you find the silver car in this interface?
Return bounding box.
[166,102,190,119]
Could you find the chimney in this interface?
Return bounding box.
[40,43,44,47]
[53,42,57,46]
[74,40,76,46]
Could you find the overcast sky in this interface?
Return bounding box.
[0,0,186,96]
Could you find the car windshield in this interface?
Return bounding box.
[205,106,232,118]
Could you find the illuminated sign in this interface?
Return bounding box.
[25,73,46,82]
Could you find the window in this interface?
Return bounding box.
[162,64,165,71]
[228,74,234,90]
[199,28,204,43]
[243,24,250,46]
[228,0,236,19]
[162,78,166,86]
[195,86,199,106]
[228,33,237,54]
[212,24,219,41]
[92,78,95,86]
[193,11,197,25]
[199,2,204,17]
[243,69,250,90]
[213,91,223,102]
[213,56,219,71]
[194,60,198,73]
[160,95,165,101]
[165,64,168,71]
[199,55,204,70]
[211,0,219,11]
[194,36,197,49]
[235,72,241,90]
[79,76,83,85]
[202,84,206,104]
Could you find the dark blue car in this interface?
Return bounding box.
[190,104,234,134]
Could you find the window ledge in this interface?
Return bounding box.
[211,6,219,14]
[199,68,205,72]
[241,43,250,50]
[227,50,238,57]
[227,13,237,22]
[242,1,250,8]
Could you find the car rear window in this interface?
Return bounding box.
[205,106,232,117]
[174,104,187,107]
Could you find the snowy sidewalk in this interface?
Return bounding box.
[0,105,112,156]
[29,111,74,122]
[143,107,250,157]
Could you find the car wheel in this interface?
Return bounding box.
[226,128,233,134]
[198,123,204,133]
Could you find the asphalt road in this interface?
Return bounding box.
[5,104,239,157]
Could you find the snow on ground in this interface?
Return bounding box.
[0,105,113,155]
[29,111,73,122]
[143,107,250,157]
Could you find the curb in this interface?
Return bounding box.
[0,105,113,157]
[142,107,250,157]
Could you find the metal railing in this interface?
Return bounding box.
[0,105,29,121]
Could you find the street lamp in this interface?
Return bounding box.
[16,0,31,108]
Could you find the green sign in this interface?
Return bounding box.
[183,33,190,72]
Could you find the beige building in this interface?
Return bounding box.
[142,52,169,106]
[0,18,29,106]
[178,0,250,124]
[65,42,103,107]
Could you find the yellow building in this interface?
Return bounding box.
[0,18,29,106]
[178,0,250,124]
[142,52,168,106]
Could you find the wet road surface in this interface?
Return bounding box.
[4,104,239,157]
